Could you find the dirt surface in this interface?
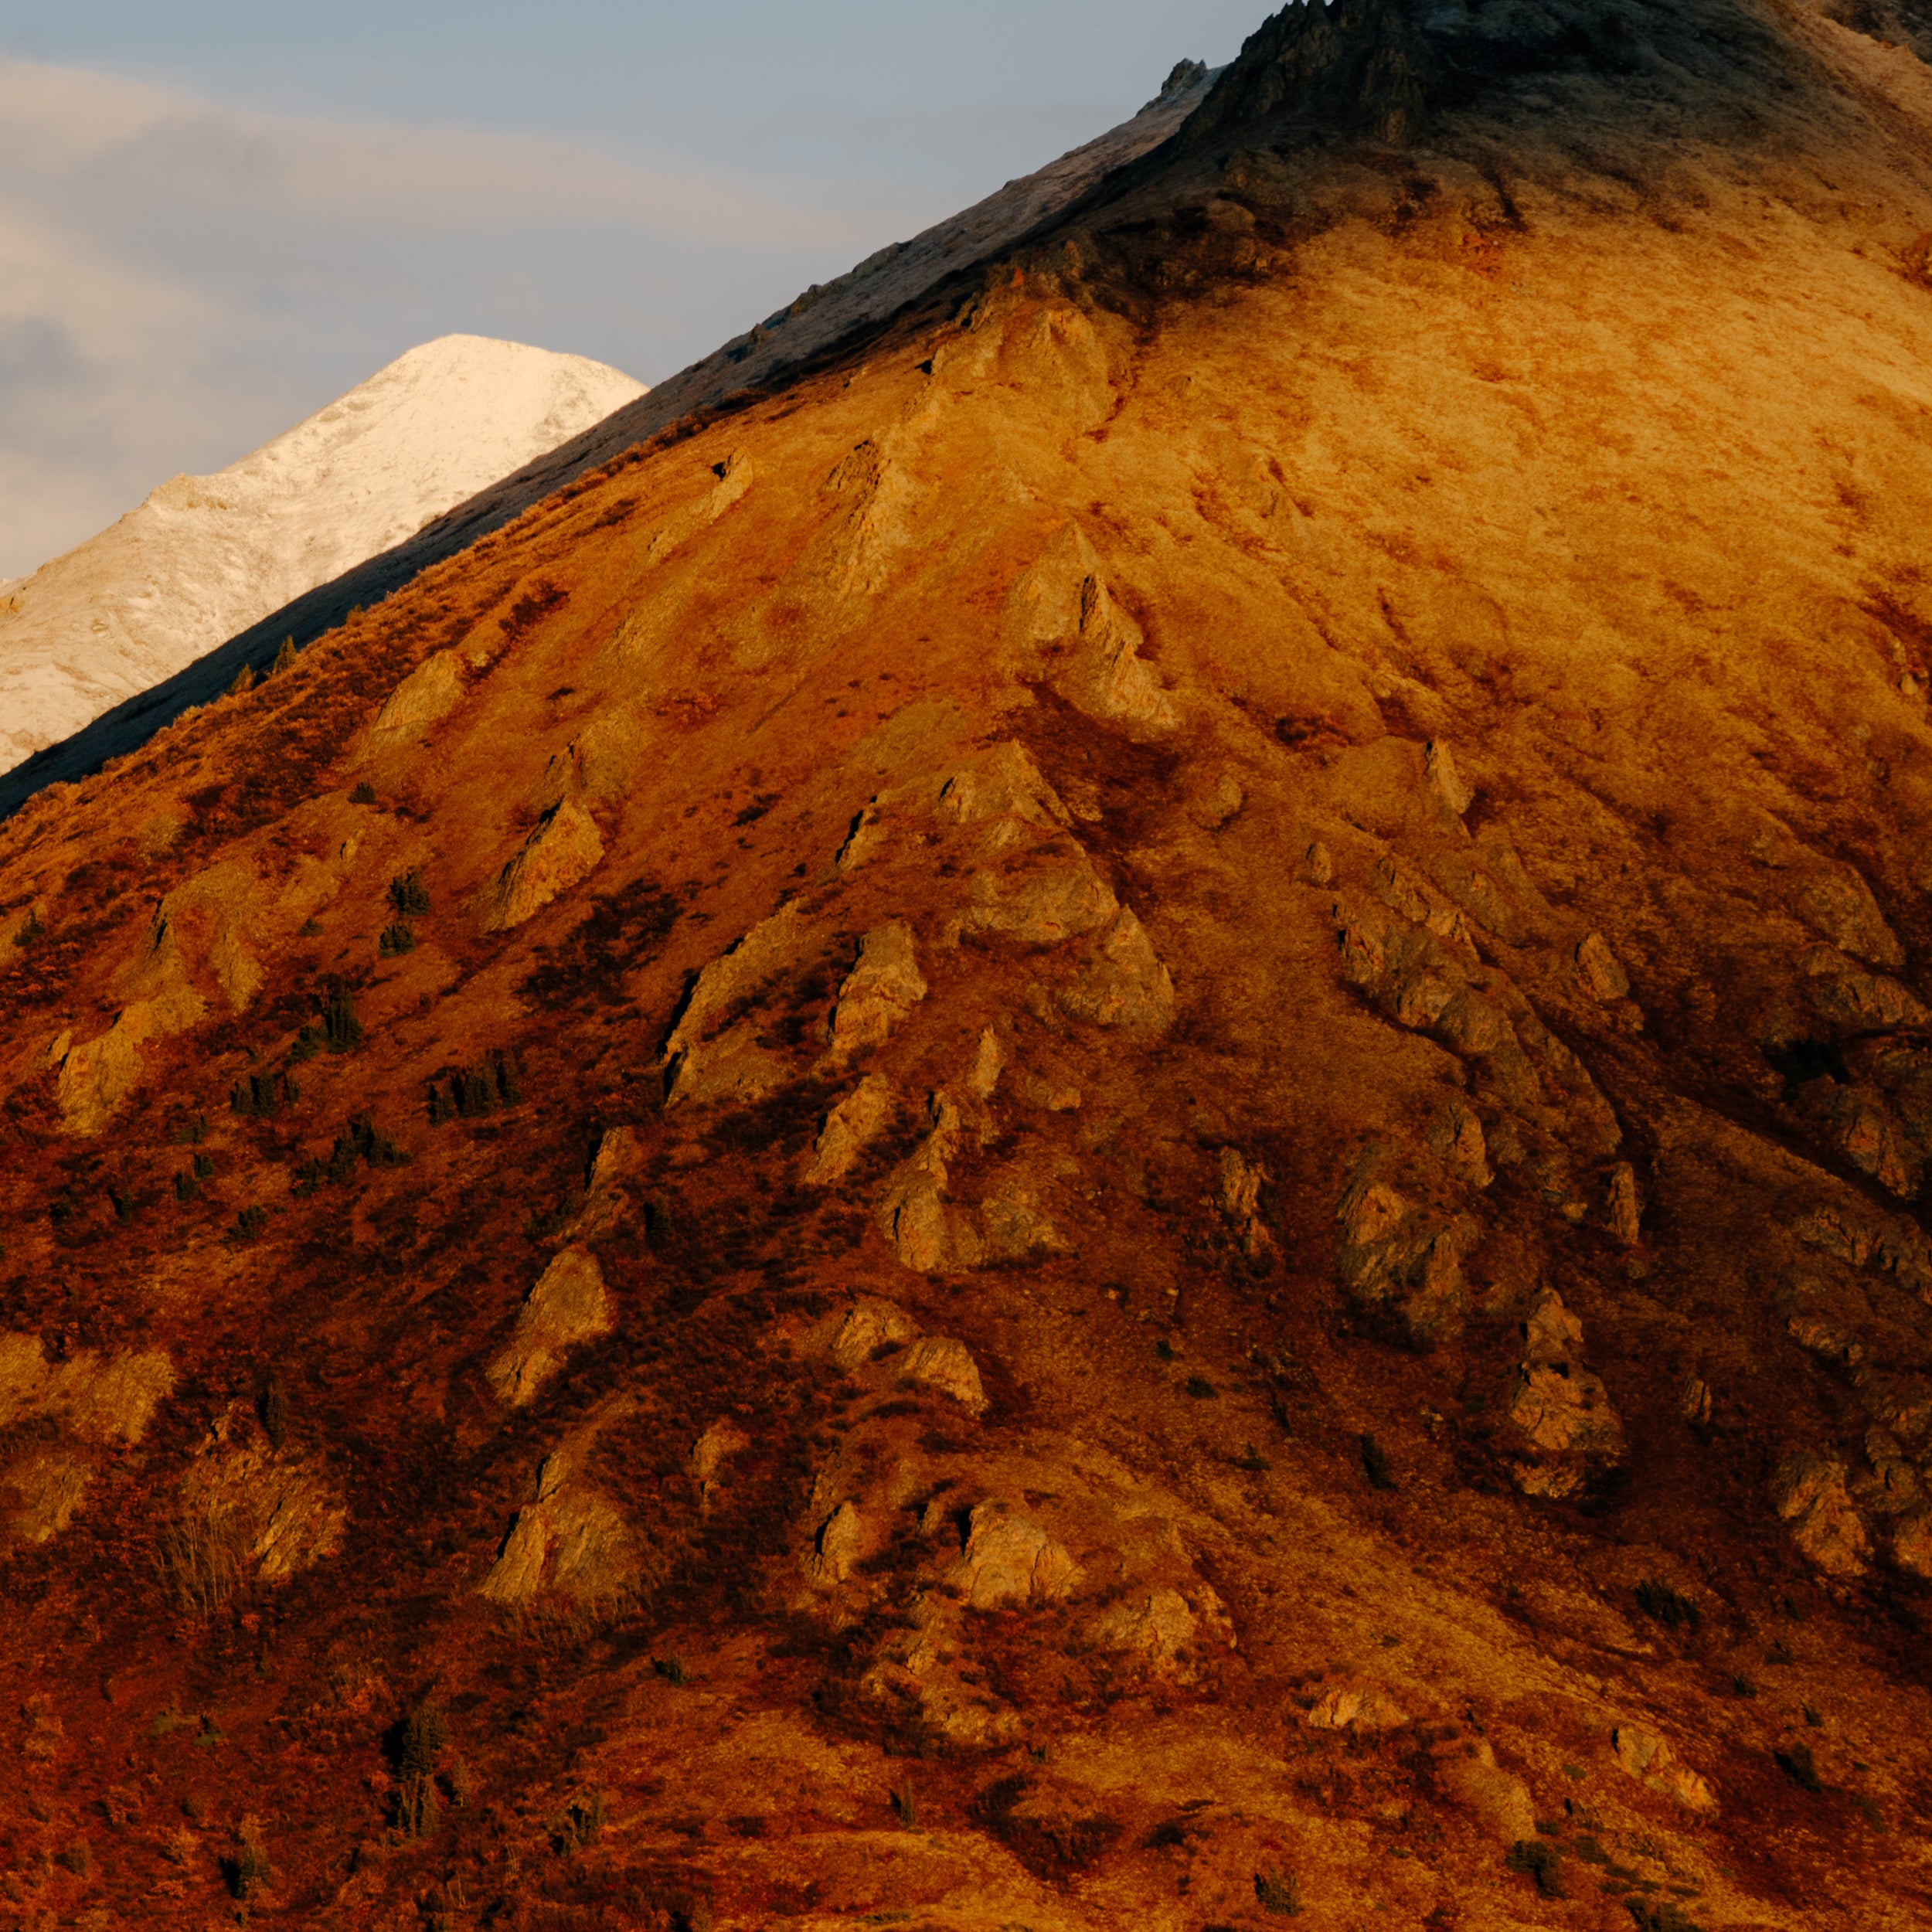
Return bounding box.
[4,2,1932,1927]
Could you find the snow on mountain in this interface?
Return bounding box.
[0,335,645,774]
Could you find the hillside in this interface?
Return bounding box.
[0,335,645,776]
[4,2,1932,1928]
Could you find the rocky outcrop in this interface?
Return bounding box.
[488,1249,613,1406]
[1335,1168,1474,1346]
[1439,1740,1537,1844]
[950,1502,1084,1608]
[1611,1723,1718,1813]
[807,1073,896,1184]
[1771,1449,1871,1578]
[485,798,604,933]
[1304,1681,1410,1730]
[1502,1291,1624,1498]
[1219,1148,1275,1260]
[363,650,464,753]
[825,922,927,1063]
[481,1451,635,1607]
[1060,906,1176,1034]
[662,901,813,1107]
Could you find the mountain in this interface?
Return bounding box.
[4,4,1932,1928]
[0,335,646,776]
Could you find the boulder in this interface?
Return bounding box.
[826,1298,921,1372]
[961,837,1117,944]
[1795,866,1903,969]
[662,902,812,1106]
[485,798,604,932]
[1424,739,1475,816]
[1191,771,1245,829]
[1304,1682,1410,1730]
[1605,1162,1643,1245]
[1576,930,1631,1002]
[1335,1171,1473,1345]
[806,1073,895,1184]
[951,1503,1083,1608]
[1440,1740,1537,1844]
[363,650,464,752]
[1086,1587,1227,1677]
[488,1249,613,1406]
[968,1026,1005,1100]
[1611,1723,1719,1814]
[900,1337,988,1414]
[689,1418,750,1504]
[1772,1450,1872,1577]
[808,1501,866,1587]
[1504,1291,1624,1495]
[1060,906,1176,1033]
[825,921,927,1062]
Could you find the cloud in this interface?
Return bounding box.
[0,59,930,577]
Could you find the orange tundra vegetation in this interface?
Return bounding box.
[6,0,1932,1926]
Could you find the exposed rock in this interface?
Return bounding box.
[587,1124,644,1192]
[1304,1682,1410,1730]
[481,1484,634,1606]
[976,1162,1069,1264]
[1504,1291,1624,1496]
[826,1297,921,1372]
[1604,1162,1643,1246]
[488,1249,613,1406]
[1060,906,1176,1032]
[689,1420,751,1505]
[806,1073,895,1184]
[364,650,464,753]
[1440,1740,1537,1844]
[951,1502,1084,1608]
[53,1004,163,1136]
[860,1597,1023,1746]
[1219,1148,1275,1258]
[1192,771,1245,828]
[899,1337,988,1414]
[1086,1587,1232,1678]
[876,1093,981,1273]
[662,901,811,1107]
[1798,945,1930,1031]
[825,921,927,1062]
[181,1421,348,1587]
[1772,1449,1872,1577]
[485,798,604,932]
[968,1026,1005,1100]
[1009,530,1179,734]
[1680,1376,1714,1425]
[1890,1511,1932,1580]
[937,742,1072,838]
[1576,930,1631,1002]
[960,835,1117,944]
[2,1452,90,1545]
[1424,739,1475,816]
[1611,1723,1719,1813]
[1306,839,1334,886]
[1430,1101,1492,1188]
[1335,1170,1473,1345]
[808,1501,866,1587]
[0,1335,175,1442]
[1795,867,1903,968]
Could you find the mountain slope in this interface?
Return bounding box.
[0,335,645,775]
[3,5,1932,1929]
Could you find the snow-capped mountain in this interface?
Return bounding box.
[0,335,645,773]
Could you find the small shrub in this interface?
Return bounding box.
[1361,1432,1396,1492]
[1153,1338,1175,1362]
[1506,1838,1566,1898]
[288,1024,322,1063]
[889,1786,918,1829]
[232,1205,269,1243]
[194,1151,215,1179]
[1628,1903,1705,1932]
[231,1070,299,1118]
[396,1701,449,1839]
[388,870,431,918]
[1802,1703,1822,1726]
[1185,1376,1218,1400]
[349,781,378,806]
[225,1823,271,1899]
[1731,1672,1757,1698]
[564,1791,607,1848]
[1238,1443,1271,1472]
[174,1169,200,1204]
[1254,1867,1301,1915]
[57,1839,92,1878]
[12,906,43,949]
[168,1113,209,1145]
[1635,1579,1701,1632]
[1855,1794,1886,1831]
[1774,1743,1825,1793]
[378,923,416,957]
[652,1656,689,1686]
[321,991,363,1053]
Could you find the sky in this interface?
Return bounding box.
[0,2,1267,580]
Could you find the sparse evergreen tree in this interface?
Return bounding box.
[226,662,256,697]
[270,636,298,675]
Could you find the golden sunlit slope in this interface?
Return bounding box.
[3,1,1932,1927]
